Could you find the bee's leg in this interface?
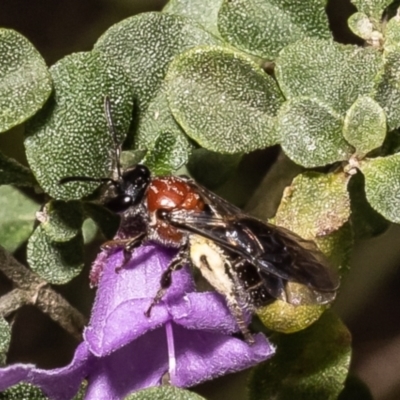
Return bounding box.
[101,231,146,272]
[227,301,255,345]
[221,259,256,344]
[145,246,189,317]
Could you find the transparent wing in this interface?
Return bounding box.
[165,209,339,300]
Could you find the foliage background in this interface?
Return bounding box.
[1,0,400,399]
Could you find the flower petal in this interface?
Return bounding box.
[85,327,169,400]
[85,245,195,356]
[172,325,275,387]
[30,342,92,400]
[0,364,32,392]
[169,292,240,334]
[0,342,92,400]
[84,322,274,399]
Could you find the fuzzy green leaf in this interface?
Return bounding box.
[384,15,400,53]
[248,311,351,400]
[350,0,392,19]
[163,0,223,36]
[0,186,39,253]
[39,200,84,242]
[348,173,389,239]
[277,98,353,167]
[347,12,376,41]
[167,46,284,153]
[276,39,383,115]
[315,222,353,275]
[343,96,386,157]
[375,51,400,130]
[0,383,47,400]
[0,317,11,365]
[124,386,206,400]
[27,225,84,284]
[94,12,220,114]
[361,153,400,223]
[83,202,120,240]
[218,0,331,59]
[187,149,242,189]
[24,51,133,200]
[120,150,147,170]
[0,29,52,133]
[274,171,351,239]
[81,218,98,244]
[135,84,192,171]
[144,131,191,175]
[0,152,36,187]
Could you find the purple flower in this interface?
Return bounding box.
[0,245,275,399]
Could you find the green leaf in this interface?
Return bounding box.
[347,12,377,41]
[248,310,351,400]
[343,96,386,157]
[120,150,147,170]
[135,84,192,171]
[350,0,392,19]
[276,39,383,115]
[257,300,327,335]
[83,202,120,240]
[0,383,47,400]
[0,317,11,365]
[0,29,52,133]
[166,46,284,153]
[144,131,192,175]
[277,98,353,167]
[315,222,353,274]
[24,51,133,200]
[81,218,98,244]
[187,148,242,189]
[39,200,84,242]
[124,386,206,400]
[27,225,84,284]
[274,171,351,239]
[94,12,220,113]
[374,51,400,130]
[163,0,223,36]
[338,375,373,400]
[218,0,331,59]
[361,153,400,223]
[384,15,400,53]
[71,381,87,400]
[0,152,36,187]
[349,171,389,239]
[0,185,39,253]
[274,172,350,239]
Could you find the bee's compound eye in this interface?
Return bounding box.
[156,209,170,221]
[105,195,133,213]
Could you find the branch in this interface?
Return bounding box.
[0,246,87,341]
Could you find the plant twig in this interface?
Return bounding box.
[0,246,87,341]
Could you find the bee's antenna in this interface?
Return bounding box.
[104,96,123,180]
[59,176,121,189]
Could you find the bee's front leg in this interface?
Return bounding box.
[101,231,147,272]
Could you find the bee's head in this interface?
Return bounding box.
[104,164,151,213]
[59,164,151,214]
[60,97,151,214]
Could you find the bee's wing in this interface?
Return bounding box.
[180,176,243,216]
[257,271,336,306]
[250,220,340,292]
[166,210,339,298]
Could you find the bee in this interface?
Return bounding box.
[61,98,340,343]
